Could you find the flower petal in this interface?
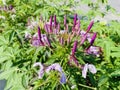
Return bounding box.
[88,64,97,74]
[82,64,88,78]
[45,63,62,73]
[60,73,66,84]
[33,62,44,79]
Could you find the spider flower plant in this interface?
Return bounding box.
[25,14,102,86]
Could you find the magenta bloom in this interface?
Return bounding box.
[31,33,50,47]
[90,32,97,45]
[73,14,77,27]
[82,63,97,78]
[86,46,101,57]
[72,41,78,55]
[50,16,53,33]
[54,15,57,27]
[86,20,94,34]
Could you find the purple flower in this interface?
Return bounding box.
[41,34,51,46]
[80,34,87,45]
[31,35,41,47]
[46,63,62,73]
[25,32,31,39]
[8,5,13,10]
[44,24,49,33]
[90,32,97,45]
[86,20,94,34]
[33,62,66,84]
[54,15,57,27]
[38,27,42,40]
[69,55,79,66]
[50,16,53,33]
[82,63,97,78]
[72,41,78,55]
[31,33,51,47]
[86,46,101,57]
[73,14,77,27]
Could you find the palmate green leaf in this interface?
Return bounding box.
[98,75,109,87]
[110,69,120,77]
[0,56,11,65]
[0,36,9,45]
[111,46,120,52]
[99,85,108,90]
[4,71,25,90]
[111,52,120,58]
[98,38,115,61]
[1,60,13,70]
[110,46,120,57]
[0,47,11,63]
[0,67,16,80]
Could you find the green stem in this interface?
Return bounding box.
[78,83,96,90]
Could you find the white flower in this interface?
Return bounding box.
[82,63,97,78]
[33,62,44,79]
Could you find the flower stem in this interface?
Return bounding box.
[78,83,96,90]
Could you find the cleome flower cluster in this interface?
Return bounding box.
[25,14,102,84]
